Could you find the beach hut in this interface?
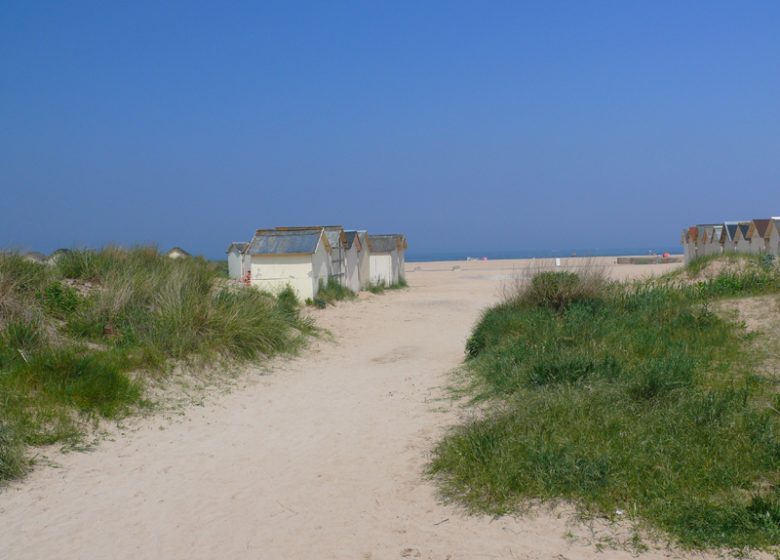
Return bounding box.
[395,234,408,281]
[226,242,250,280]
[681,228,694,264]
[734,223,752,254]
[720,222,739,253]
[698,226,713,257]
[682,226,700,264]
[705,225,723,256]
[696,227,707,256]
[342,231,364,293]
[347,230,371,289]
[765,220,780,257]
[696,225,716,259]
[246,228,331,300]
[368,235,397,285]
[275,226,346,286]
[22,251,47,264]
[368,234,408,285]
[746,219,772,254]
[46,248,72,265]
[323,226,347,286]
[166,247,191,259]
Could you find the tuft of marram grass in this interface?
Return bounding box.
[432,259,780,550]
[308,278,356,308]
[366,277,408,294]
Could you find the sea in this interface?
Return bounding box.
[406,247,681,263]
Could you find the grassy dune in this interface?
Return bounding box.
[430,256,780,550]
[0,248,312,483]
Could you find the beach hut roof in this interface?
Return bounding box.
[368,234,408,252]
[343,230,363,251]
[248,228,329,256]
[748,219,772,240]
[273,225,346,248]
[367,235,398,253]
[23,251,47,262]
[721,222,739,242]
[324,229,346,250]
[764,219,780,239]
[696,224,718,241]
[226,242,249,254]
[166,247,191,257]
[736,223,751,240]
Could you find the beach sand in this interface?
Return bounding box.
[2,256,735,560]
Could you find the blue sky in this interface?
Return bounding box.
[1,1,779,258]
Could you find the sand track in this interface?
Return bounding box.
[1,258,719,560]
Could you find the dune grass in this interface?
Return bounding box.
[430,259,780,550]
[0,248,312,483]
[367,277,408,294]
[683,252,775,277]
[307,278,357,308]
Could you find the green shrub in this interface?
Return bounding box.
[516,269,607,312]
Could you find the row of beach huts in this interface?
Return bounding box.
[681,218,780,265]
[226,226,408,300]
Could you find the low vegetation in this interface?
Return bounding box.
[307,278,357,308]
[431,257,780,550]
[307,277,408,306]
[0,248,312,483]
[367,277,409,294]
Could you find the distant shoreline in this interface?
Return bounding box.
[406,248,681,263]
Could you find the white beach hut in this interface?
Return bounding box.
[720,222,739,253]
[22,251,47,264]
[368,234,408,285]
[368,235,398,286]
[705,225,723,256]
[166,247,191,259]
[349,230,371,289]
[226,242,250,280]
[765,220,780,257]
[323,226,347,286]
[342,231,364,293]
[395,234,408,281]
[275,226,346,286]
[746,219,772,254]
[734,223,752,254]
[696,225,715,259]
[681,228,695,264]
[246,228,331,301]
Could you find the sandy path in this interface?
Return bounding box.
[1,258,702,560]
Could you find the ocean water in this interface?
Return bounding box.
[406,247,681,263]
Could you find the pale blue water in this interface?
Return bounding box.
[406,247,681,263]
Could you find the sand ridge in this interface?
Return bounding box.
[2,257,736,560]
